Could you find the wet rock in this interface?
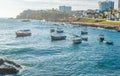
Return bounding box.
[0,66,19,75]
[0,58,22,75]
[0,59,4,65]
[115,27,120,32]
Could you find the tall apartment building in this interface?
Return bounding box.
[118,0,120,10]
[59,6,72,14]
[99,0,114,11]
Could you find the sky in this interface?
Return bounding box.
[0,0,118,18]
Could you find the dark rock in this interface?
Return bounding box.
[0,58,22,75]
[0,66,19,75]
[0,59,4,65]
[4,60,22,68]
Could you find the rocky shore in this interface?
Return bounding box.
[70,22,120,32]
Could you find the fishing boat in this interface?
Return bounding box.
[82,37,88,41]
[50,27,55,33]
[51,27,66,40]
[22,19,30,22]
[72,35,82,44]
[16,29,31,37]
[98,34,113,45]
[50,27,64,33]
[99,34,104,42]
[56,27,64,33]
[81,31,88,35]
[103,40,113,45]
[53,24,59,26]
[51,33,66,40]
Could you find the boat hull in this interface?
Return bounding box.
[51,36,66,40]
[16,32,31,37]
[99,37,104,42]
[81,31,88,35]
[50,29,55,33]
[72,38,82,44]
[82,37,88,41]
[103,40,113,45]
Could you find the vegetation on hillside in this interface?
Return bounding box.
[16,9,71,21]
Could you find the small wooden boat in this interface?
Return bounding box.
[56,28,64,33]
[99,34,104,42]
[16,29,31,37]
[50,27,55,33]
[103,40,113,45]
[51,27,66,41]
[99,37,104,42]
[72,36,82,44]
[50,27,64,33]
[22,19,30,22]
[53,24,59,26]
[51,33,66,40]
[51,35,66,40]
[98,34,114,45]
[81,31,88,35]
[82,37,88,41]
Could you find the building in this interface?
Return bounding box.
[98,0,114,12]
[118,0,120,10]
[72,10,85,18]
[118,0,120,18]
[59,6,72,14]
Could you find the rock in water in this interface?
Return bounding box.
[0,66,19,75]
[0,59,4,65]
[0,58,21,75]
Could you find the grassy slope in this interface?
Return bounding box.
[77,18,120,26]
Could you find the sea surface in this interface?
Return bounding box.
[0,18,120,76]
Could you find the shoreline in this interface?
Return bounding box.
[70,22,120,32]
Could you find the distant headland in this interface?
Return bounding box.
[16,9,120,32]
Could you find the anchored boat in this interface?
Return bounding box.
[82,37,88,41]
[51,34,66,40]
[98,34,113,45]
[16,29,31,37]
[56,27,64,33]
[51,27,66,41]
[81,31,88,35]
[22,19,30,22]
[99,34,104,42]
[103,40,113,45]
[50,27,55,33]
[72,35,82,44]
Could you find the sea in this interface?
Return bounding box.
[0,18,120,76]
